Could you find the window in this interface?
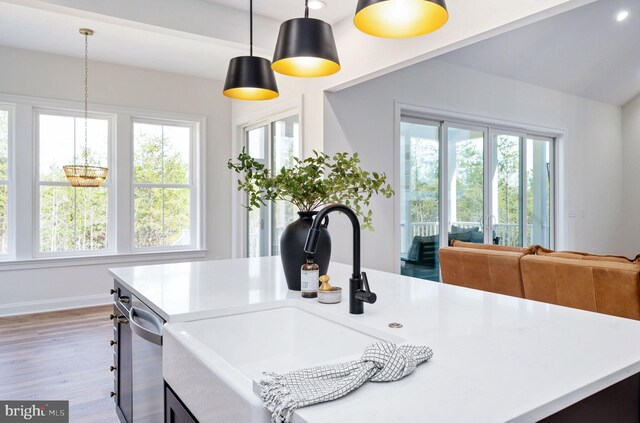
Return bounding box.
[0,94,205,265]
[526,136,553,247]
[245,115,300,257]
[400,119,441,281]
[36,111,112,255]
[400,114,555,280]
[133,119,195,250]
[0,107,10,256]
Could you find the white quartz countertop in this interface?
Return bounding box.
[109,257,640,422]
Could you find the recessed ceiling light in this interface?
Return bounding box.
[616,10,629,22]
[308,0,326,10]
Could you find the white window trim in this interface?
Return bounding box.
[33,108,117,258]
[0,103,15,260]
[130,116,200,253]
[230,96,303,259]
[0,92,207,268]
[394,101,563,274]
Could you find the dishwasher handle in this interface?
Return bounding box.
[129,306,163,346]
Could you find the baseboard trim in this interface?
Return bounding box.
[0,294,112,317]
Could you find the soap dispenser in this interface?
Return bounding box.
[301,255,319,298]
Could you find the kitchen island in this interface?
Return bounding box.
[110,256,640,422]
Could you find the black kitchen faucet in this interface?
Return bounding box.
[304,204,377,314]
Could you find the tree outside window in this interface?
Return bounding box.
[133,121,192,249]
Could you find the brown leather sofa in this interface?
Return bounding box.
[520,251,640,320]
[438,241,640,320]
[438,241,533,298]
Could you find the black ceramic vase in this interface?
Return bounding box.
[280,211,332,291]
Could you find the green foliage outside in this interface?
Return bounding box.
[229,150,394,230]
[133,127,190,247]
[406,138,439,224]
[406,134,545,247]
[38,121,191,253]
[39,185,108,252]
[495,136,522,243]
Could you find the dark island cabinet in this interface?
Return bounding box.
[111,282,133,423]
[165,384,200,423]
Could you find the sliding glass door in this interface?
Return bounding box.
[526,136,553,247]
[246,125,269,257]
[400,114,555,280]
[245,115,300,258]
[489,131,524,247]
[446,124,485,246]
[400,119,441,281]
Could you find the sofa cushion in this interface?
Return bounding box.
[582,255,635,264]
[405,235,439,265]
[448,231,472,242]
[451,225,480,234]
[451,240,531,254]
[535,246,636,264]
[470,231,485,243]
[537,251,586,260]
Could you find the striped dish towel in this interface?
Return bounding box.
[259,342,433,423]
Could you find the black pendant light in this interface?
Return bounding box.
[223,0,279,100]
[272,0,340,78]
[354,0,449,38]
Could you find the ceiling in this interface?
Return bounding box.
[439,0,640,106]
[0,0,356,81]
[203,0,356,25]
[0,1,252,80]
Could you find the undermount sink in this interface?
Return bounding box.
[163,305,404,423]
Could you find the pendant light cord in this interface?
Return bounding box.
[304,0,309,18]
[83,31,89,166]
[250,0,253,56]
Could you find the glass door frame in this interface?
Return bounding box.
[242,113,301,258]
[244,122,269,257]
[396,106,558,276]
[400,115,442,257]
[526,134,556,248]
[442,120,489,248]
[487,128,527,248]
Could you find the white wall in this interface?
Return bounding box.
[621,94,640,257]
[0,45,231,315]
[324,59,623,273]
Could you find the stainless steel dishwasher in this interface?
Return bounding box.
[129,294,164,422]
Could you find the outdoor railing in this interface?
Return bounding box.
[408,221,537,247]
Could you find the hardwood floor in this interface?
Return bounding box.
[0,305,119,422]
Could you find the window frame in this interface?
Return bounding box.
[243,121,270,257]
[241,113,301,258]
[0,92,207,268]
[395,103,560,275]
[0,104,14,260]
[130,116,199,253]
[33,108,116,258]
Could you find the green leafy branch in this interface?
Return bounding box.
[228,150,394,230]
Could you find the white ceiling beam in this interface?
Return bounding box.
[0,0,281,54]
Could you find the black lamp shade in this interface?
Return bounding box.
[223,56,279,101]
[272,18,340,78]
[354,0,448,38]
